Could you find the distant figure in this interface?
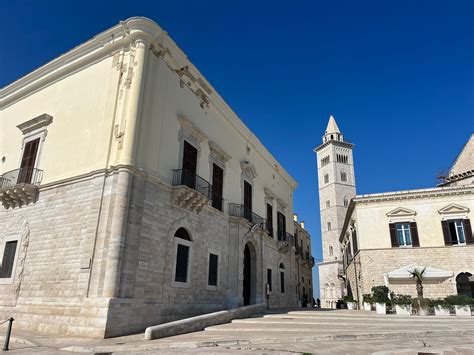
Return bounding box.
[312,297,316,307]
[302,295,308,308]
[317,298,321,308]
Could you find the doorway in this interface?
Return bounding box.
[243,243,257,306]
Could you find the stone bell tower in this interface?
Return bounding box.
[315,115,356,308]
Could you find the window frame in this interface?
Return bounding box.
[0,234,21,285]
[171,231,193,289]
[395,222,412,247]
[206,250,220,290]
[449,219,466,245]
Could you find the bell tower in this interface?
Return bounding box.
[315,115,356,308]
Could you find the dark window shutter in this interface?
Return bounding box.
[211,164,224,211]
[175,244,189,282]
[464,219,473,245]
[441,221,452,246]
[280,271,285,293]
[266,204,273,237]
[389,223,398,247]
[267,269,272,291]
[352,232,358,253]
[208,253,218,286]
[410,222,420,247]
[0,241,18,279]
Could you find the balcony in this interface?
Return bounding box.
[295,245,304,259]
[305,255,315,268]
[171,169,211,214]
[228,203,265,227]
[0,167,43,209]
[277,232,293,254]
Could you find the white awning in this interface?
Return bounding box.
[387,264,453,280]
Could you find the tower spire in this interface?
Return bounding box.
[323,115,343,143]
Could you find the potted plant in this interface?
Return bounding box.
[363,294,373,311]
[432,298,451,316]
[372,286,389,314]
[412,297,432,316]
[343,295,357,310]
[445,295,473,316]
[393,294,412,316]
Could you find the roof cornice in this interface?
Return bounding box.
[314,139,354,152]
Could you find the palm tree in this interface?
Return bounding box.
[408,267,426,298]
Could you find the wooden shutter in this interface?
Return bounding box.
[0,241,18,279]
[181,141,198,188]
[175,244,189,282]
[410,222,420,247]
[266,203,273,236]
[211,164,224,211]
[389,223,398,247]
[19,138,40,184]
[280,271,285,293]
[464,219,473,245]
[267,269,272,291]
[352,232,358,253]
[208,253,218,286]
[243,181,252,220]
[441,221,452,246]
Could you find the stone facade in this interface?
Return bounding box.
[293,218,314,304]
[0,17,307,338]
[315,116,355,308]
[340,135,474,307]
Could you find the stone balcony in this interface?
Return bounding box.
[171,169,211,214]
[0,167,43,209]
[277,232,293,254]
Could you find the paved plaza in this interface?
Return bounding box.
[3,309,474,354]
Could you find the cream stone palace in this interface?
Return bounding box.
[0,17,313,337]
[315,119,473,307]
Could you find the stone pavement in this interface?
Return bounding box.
[3,309,474,354]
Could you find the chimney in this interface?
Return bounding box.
[293,214,298,222]
[301,220,305,229]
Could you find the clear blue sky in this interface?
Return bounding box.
[2,1,473,298]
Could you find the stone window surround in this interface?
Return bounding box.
[279,263,286,294]
[171,236,193,289]
[16,113,53,171]
[0,233,21,285]
[177,115,207,176]
[240,161,257,209]
[208,141,230,213]
[266,264,274,293]
[206,248,221,291]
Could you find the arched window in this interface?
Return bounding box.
[329,245,333,256]
[330,134,334,140]
[340,169,347,182]
[327,221,331,231]
[173,228,192,284]
[279,263,285,269]
[343,196,348,207]
[456,272,474,297]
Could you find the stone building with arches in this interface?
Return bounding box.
[339,134,474,306]
[0,17,306,338]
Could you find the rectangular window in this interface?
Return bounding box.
[280,272,285,293]
[277,212,286,241]
[448,220,466,244]
[181,141,198,189]
[208,253,218,286]
[211,164,224,211]
[19,138,40,184]
[266,203,273,237]
[324,174,329,184]
[175,244,190,282]
[396,223,412,246]
[325,200,330,208]
[243,181,252,221]
[0,241,18,279]
[267,268,272,292]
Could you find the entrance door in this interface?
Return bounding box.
[243,244,251,306]
[19,138,40,184]
[181,141,198,189]
[243,181,252,222]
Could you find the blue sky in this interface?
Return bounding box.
[2,1,473,297]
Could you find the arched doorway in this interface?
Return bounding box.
[456,272,474,297]
[243,243,256,305]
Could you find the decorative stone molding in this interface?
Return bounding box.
[208,141,231,163]
[277,198,287,211]
[17,114,53,135]
[264,187,275,200]
[437,203,470,215]
[0,184,39,209]
[171,185,209,214]
[177,115,208,143]
[240,161,257,181]
[386,207,417,218]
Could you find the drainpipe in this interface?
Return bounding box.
[102,39,149,298]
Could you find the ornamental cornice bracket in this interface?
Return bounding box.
[177,115,208,143]
[240,161,257,180]
[277,198,287,210]
[208,141,231,162]
[264,187,275,200]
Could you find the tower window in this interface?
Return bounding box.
[324,174,329,184]
[329,245,333,256]
[321,156,330,167]
[343,196,348,207]
[326,200,330,208]
[340,170,347,182]
[327,221,332,231]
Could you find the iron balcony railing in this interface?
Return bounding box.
[172,169,212,199]
[228,203,265,226]
[0,167,43,189]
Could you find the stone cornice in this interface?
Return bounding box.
[354,185,473,204]
[314,139,354,153]
[208,141,231,162]
[17,114,53,134]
